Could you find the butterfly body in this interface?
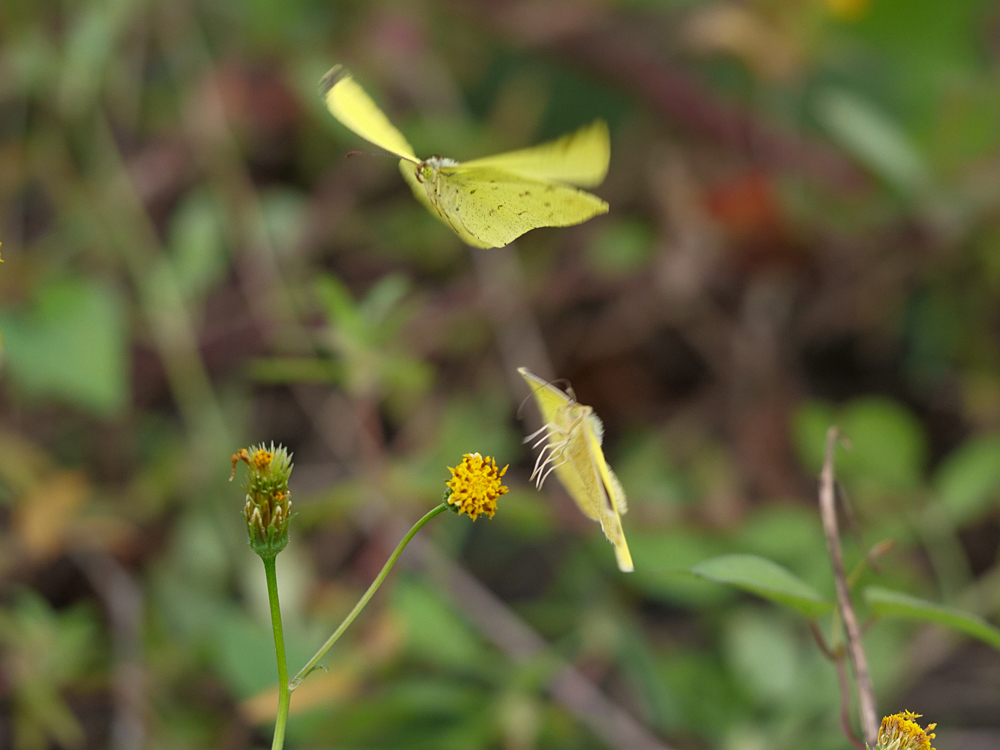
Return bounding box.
[322,66,610,248]
[518,367,633,572]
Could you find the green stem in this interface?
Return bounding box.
[264,556,291,750]
[289,503,448,690]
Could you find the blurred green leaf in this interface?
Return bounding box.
[167,189,229,304]
[932,433,1000,525]
[793,398,926,492]
[305,677,492,750]
[791,400,837,475]
[585,218,655,277]
[815,89,930,193]
[854,0,985,113]
[58,3,118,115]
[393,578,488,672]
[312,273,431,403]
[209,605,279,698]
[256,188,308,254]
[838,398,926,491]
[655,651,741,739]
[628,531,729,606]
[315,274,361,337]
[864,586,1000,650]
[690,554,832,617]
[0,278,128,415]
[0,592,103,750]
[723,609,801,705]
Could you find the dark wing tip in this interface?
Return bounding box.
[319,65,349,97]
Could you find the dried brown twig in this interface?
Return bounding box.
[819,427,878,747]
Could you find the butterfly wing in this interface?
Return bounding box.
[459,121,610,187]
[434,167,608,248]
[321,66,418,162]
[583,423,633,572]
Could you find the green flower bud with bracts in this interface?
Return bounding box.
[230,442,294,560]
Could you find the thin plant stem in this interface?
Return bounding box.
[264,557,291,750]
[834,657,866,750]
[289,503,449,690]
[807,620,864,750]
[820,427,878,746]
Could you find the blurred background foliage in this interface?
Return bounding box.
[1,0,1000,748]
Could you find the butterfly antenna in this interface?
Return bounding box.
[545,377,576,403]
[515,390,537,420]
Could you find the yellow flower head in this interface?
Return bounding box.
[877,711,937,750]
[446,453,508,520]
[253,448,274,470]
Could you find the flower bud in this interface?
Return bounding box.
[230,443,294,560]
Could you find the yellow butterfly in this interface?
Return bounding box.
[518,367,633,572]
[321,66,610,249]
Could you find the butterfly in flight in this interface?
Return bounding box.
[519,367,632,572]
[321,66,610,248]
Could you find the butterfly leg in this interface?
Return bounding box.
[523,422,557,444]
[536,455,568,489]
[530,437,568,488]
[527,424,565,458]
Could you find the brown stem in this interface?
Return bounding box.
[834,658,866,750]
[806,619,836,661]
[820,427,878,746]
[807,618,863,748]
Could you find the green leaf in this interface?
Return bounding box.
[793,398,927,492]
[627,531,729,607]
[167,189,228,303]
[0,278,128,415]
[791,401,837,475]
[814,89,930,194]
[690,554,832,617]
[932,433,1000,525]
[838,398,927,491]
[315,274,361,336]
[393,578,486,671]
[864,586,1000,651]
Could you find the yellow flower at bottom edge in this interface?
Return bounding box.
[446,453,508,520]
[877,711,937,750]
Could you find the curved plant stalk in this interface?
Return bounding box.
[289,503,449,690]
